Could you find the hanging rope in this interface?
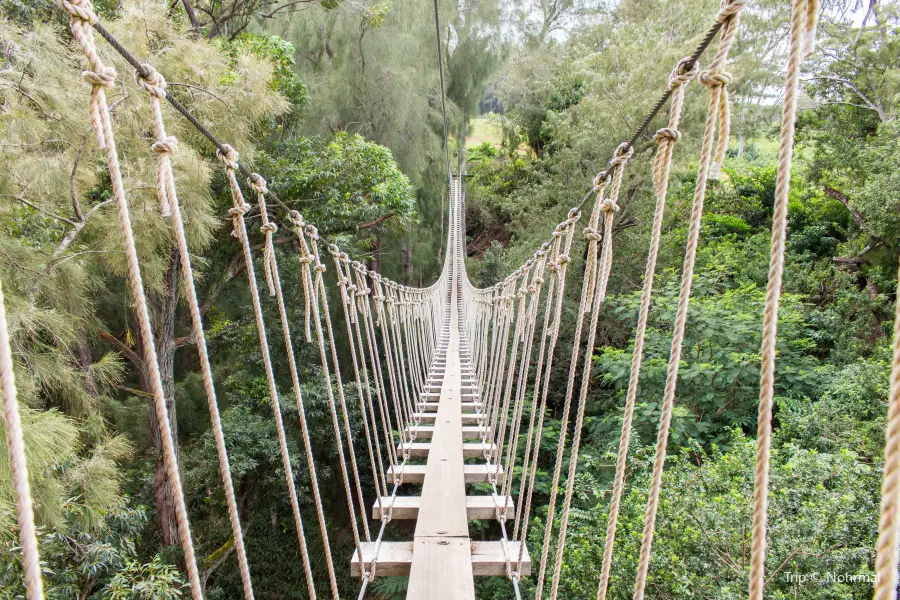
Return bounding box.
[631,3,746,598]
[548,143,632,600]
[595,55,698,600]
[218,145,317,599]
[136,63,255,600]
[59,1,204,595]
[0,281,44,600]
[749,0,818,598]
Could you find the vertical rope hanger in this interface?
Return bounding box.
[534,169,615,600]
[632,2,746,598]
[595,55,698,600]
[750,0,818,598]
[548,143,632,600]
[0,281,44,600]
[136,64,255,600]
[218,146,318,599]
[58,1,204,595]
[243,190,340,599]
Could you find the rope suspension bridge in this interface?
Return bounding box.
[2,0,900,599]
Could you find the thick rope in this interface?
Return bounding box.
[136,63,254,600]
[218,146,317,599]
[533,190,607,600]
[515,217,578,574]
[631,3,746,598]
[293,220,367,561]
[749,0,818,598]
[0,281,45,600]
[549,144,631,600]
[876,257,900,600]
[59,1,203,594]
[595,56,697,600]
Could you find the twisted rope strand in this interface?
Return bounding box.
[750,0,818,598]
[61,2,203,594]
[137,64,255,600]
[0,281,44,600]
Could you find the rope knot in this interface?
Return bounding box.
[82,65,116,88]
[296,256,312,265]
[699,70,733,88]
[717,0,749,22]
[592,172,611,192]
[600,198,620,214]
[151,135,179,156]
[314,264,326,274]
[288,210,303,227]
[654,127,682,143]
[557,254,571,265]
[136,64,167,98]
[583,226,602,241]
[247,173,268,195]
[610,142,634,167]
[260,222,278,235]
[228,203,251,218]
[216,144,240,170]
[669,56,700,89]
[59,0,97,23]
[532,277,544,286]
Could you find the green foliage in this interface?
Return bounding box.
[254,132,416,245]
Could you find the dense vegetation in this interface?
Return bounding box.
[0,0,897,598]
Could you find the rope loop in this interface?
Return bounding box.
[247,173,268,195]
[654,127,682,143]
[700,70,733,88]
[59,0,97,23]
[592,171,612,193]
[717,0,749,22]
[217,144,240,170]
[610,142,634,167]
[669,56,700,90]
[136,64,167,98]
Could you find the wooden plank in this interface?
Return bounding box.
[398,441,496,458]
[405,424,489,439]
[387,463,503,484]
[371,494,514,520]
[350,541,531,577]
[418,401,480,412]
[414,412,484,425]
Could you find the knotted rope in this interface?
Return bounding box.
[218,144,318,599]
[631,2,746,598]
[136,62,255,600]
[247,174,278,297]
[596,54,697,600]
[548,142,631,600]
[60,1,203,595]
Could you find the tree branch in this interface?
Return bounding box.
[358,213,395,230]
[96,328,143,368]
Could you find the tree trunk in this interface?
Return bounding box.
[401,236,412,284]
[143,248,181,547]
[737,135,745,158]
[371,233,382,274]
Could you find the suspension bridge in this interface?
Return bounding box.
[2,0,900,599]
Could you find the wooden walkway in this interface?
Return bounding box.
[351,178,529,598]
